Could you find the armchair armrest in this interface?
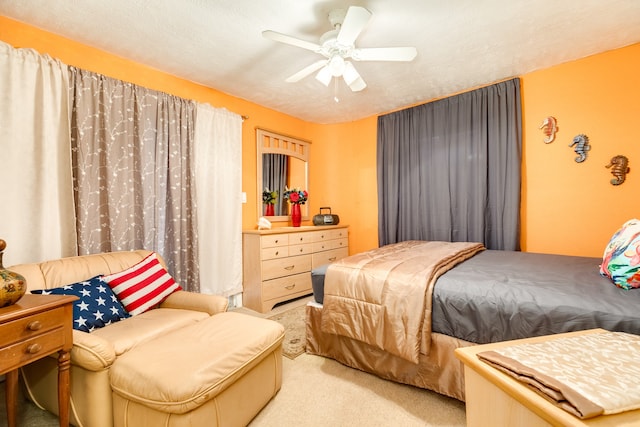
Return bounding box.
[69,330,117,371]
[159,290,228,315]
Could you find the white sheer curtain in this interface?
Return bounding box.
[0,41,77,266]
[194,104,243,296]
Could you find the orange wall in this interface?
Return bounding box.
[3,15,639,258]
[520,43,640,256]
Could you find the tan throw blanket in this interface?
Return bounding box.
[478,331,640,419]
[320,240,484,363]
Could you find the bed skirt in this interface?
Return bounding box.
[305,302,475,401]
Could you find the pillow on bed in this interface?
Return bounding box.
[600,219,640,290]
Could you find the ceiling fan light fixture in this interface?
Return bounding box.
[315,66,332,86]
[328,55,345,77]
[343,61,366,92]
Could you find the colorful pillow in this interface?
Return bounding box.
[32,276,130,332]
[103,252,182,315]
[600,219,640,290]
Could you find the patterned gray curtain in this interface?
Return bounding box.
[68,67,199,291]
[377,78,522,250]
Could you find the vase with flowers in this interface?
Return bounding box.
[283,186,308,227]
[262,187,278,216]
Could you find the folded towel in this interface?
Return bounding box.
[477,331,640,419]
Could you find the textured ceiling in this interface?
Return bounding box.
[1,0,640,124]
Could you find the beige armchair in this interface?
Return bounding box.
[12,250,283,427]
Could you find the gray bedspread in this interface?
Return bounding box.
[432,250,640,343]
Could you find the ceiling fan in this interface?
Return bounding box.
[263,6,417,92]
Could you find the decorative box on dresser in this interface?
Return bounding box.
[242,225,349,313]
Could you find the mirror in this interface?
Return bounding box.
[256,129,310,222]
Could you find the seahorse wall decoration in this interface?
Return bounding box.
[539,116,558,143]
[605,155,630,186]
[569,134,590,163]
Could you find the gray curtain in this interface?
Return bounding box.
[377,78,522,250]
[262,153,288,215]
[69,67,199,291]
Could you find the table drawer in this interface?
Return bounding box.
[262,273,312,301]
[0,307,66,348]
[0,328,65,372]
[312,247,349,269]
[262,255,312,281]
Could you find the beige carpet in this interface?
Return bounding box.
[250,352,466,427]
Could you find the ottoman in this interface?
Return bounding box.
[110,312,285,427]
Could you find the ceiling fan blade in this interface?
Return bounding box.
[352,47,418,62]
[286,59,329,83]
[262,30,322,53]
[343,61,366,92]
[336,6,372,46]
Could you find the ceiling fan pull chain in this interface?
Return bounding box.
[333,78,340,103]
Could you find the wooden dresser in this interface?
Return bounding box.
[242,225,349,313]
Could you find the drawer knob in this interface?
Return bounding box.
[275,239,279,244]
[26,343,42,354]
[285,284,296,290]
[275,251,279,255]
[299,248,303,253]
[27,321,42,331]
[284,265,295,270]
[329,257,337,261]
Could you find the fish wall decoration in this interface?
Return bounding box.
[569,134,590,163]
[605,155,630,185]
[539,116,558,143]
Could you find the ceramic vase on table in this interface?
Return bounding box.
[0,239,27,308]
[265,204,274,216]
[290,204,301,227]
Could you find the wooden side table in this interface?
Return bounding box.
[455,329,640,427]
[0,294,76,427]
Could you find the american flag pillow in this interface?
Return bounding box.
[31,276,130,333]
[103,252,182,316]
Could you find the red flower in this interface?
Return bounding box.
[289,192,300,203]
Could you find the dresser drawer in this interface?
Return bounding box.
[288,242,313,257]
[262,255,312,281]
[313,228,348,242]
[0,307,66,348]
[312,237,348,253]
[261,246,289,261]
[0,328,65,372]
[262,273,312,301]
[287,232,315,245]
[260,234,289,248]
[312,247,349,269]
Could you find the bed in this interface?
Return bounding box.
[305,237,640,401]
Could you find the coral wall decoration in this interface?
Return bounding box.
[539,116,558,143]
[569,134,590,163]
[605,155,630,185]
